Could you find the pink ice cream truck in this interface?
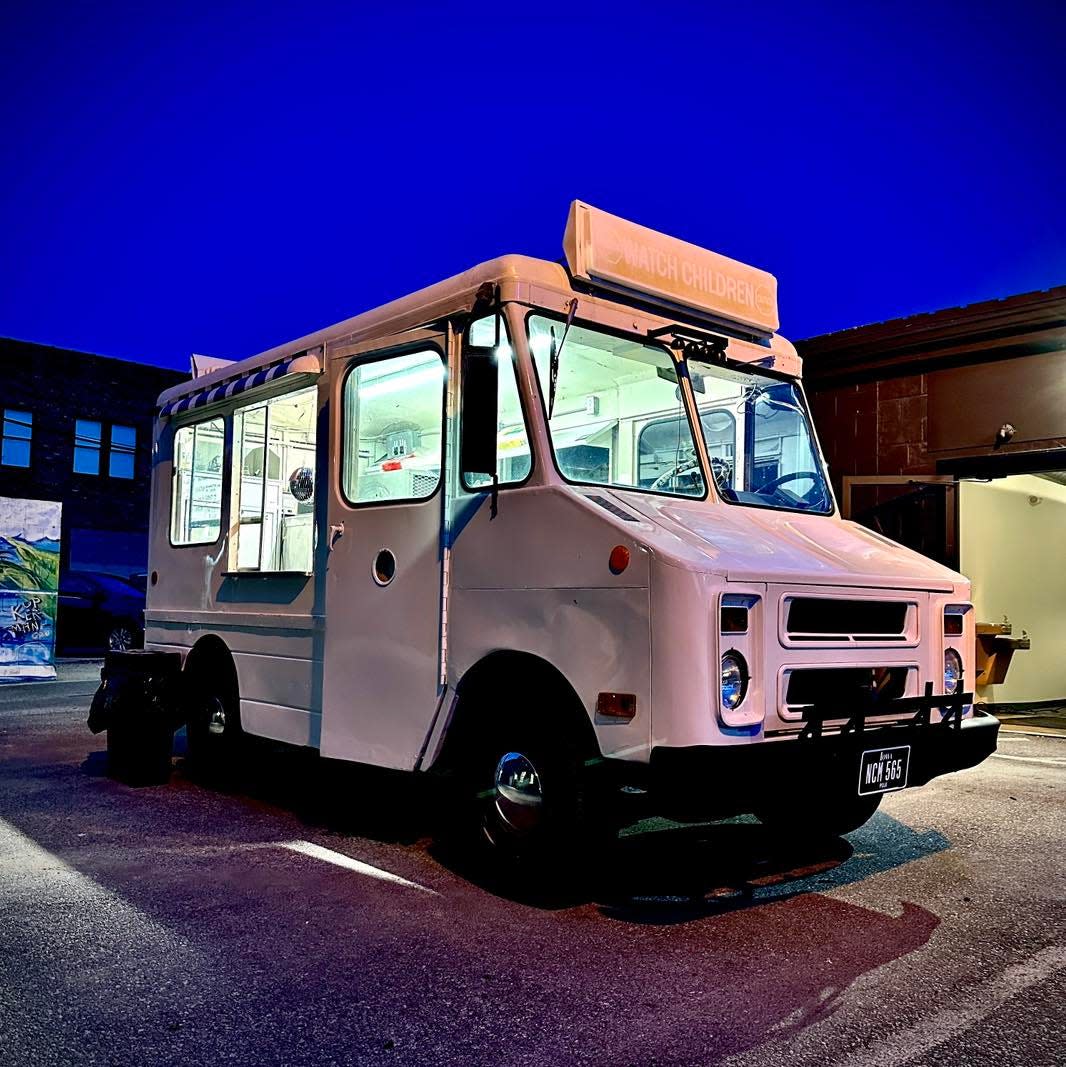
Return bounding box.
[91,202,997,869]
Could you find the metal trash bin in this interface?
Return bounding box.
[88,650,182,786]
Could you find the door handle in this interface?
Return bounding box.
[328,522,345,551]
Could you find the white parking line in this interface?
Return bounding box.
[280,839,437,894]
[719,944,1066,1067]
[827,944,1066,1067]
[991,753,1066,767]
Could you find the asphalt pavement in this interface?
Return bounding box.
[0,674,1063,1066]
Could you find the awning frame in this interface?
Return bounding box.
[159,351,322,419]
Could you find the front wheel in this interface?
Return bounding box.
[453,717,614,882]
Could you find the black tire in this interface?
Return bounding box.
[450,707,613,882]
[183,658,244,778]
[759,789,883,840]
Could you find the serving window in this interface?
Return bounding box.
[170,417,225,545]
[232,386,318,571]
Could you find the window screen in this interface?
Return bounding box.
[171,417,224,545]
[342,350,445,504]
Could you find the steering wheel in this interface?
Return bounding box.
[651,458,701,492]
[758,470,821,494]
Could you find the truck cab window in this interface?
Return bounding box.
[170,417,224,545]
[462,315,532,489]
[687,360,832,515]
[233,386,318,571]
[638,410,736,494]
[527,314,705,498]
[342,350,445,504]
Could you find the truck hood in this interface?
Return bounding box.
[619,494,962,592]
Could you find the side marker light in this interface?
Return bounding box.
[597,692,636,720]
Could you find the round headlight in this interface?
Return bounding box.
[721,651,748,710]
[944,648,963,694]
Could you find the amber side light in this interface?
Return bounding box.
[945,613,964,636]
[721,606,748,633]
[597,692,637,720]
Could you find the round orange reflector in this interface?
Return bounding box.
[609,545,630,575]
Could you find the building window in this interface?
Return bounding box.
[73,420,102,474]
[171,417,224,545]
[1,409,32,467]
[109,425,136,479]
[73,421,137,478]
[342,349,445,504]
[233,386,317,571]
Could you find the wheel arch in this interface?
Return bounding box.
[182,633,239,708]
[430,650,600,773]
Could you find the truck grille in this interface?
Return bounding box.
[785,598,908,642]
[784,666,910,717]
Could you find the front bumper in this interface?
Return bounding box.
[645,706,999,819]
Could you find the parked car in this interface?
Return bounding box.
[57,572,145,654]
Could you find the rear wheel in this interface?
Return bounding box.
[183,657,244,778]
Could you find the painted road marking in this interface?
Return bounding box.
[719,944,1066,1067]
[827,944,1066,1067]
[991,753,1066,767]
[280,839,437,894]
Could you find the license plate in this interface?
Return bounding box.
[858,745,910,796]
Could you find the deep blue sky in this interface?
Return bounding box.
[2,1,1063,371]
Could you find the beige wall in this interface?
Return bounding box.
[960,474,1066,705]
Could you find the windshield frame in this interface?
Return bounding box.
[523,308,710,502]
[684,355,837,518]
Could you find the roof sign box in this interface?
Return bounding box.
[563,201,779,334]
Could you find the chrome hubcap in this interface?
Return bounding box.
[493,751,544,834]
[207,698,227,736]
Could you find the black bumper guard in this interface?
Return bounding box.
[646,672,999,817]
[796,677,974,741]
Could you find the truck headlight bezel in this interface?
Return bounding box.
[721,651,748,710]
[944,647,963,695]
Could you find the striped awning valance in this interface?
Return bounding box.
[159,352,321,418]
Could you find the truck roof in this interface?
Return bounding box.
[158,248,800,412]
[157,255,566,409]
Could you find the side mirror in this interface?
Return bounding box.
[460,343,499,482]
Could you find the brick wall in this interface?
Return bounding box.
[0,338,185,572]
[810,372,935,492]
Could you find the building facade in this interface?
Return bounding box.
[1,338,184,578]
[799,286,1066,708]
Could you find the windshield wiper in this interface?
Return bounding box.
[548,298,579,419]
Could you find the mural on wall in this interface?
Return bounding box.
[0,496,62,682]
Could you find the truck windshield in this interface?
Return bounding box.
[527,314,705,498]
[687,357,833,514]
